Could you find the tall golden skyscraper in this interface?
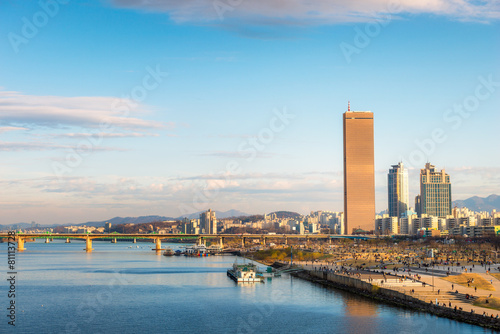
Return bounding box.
[343,103,375,233]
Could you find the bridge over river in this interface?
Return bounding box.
[0,233,374,252]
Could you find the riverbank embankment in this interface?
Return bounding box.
[278,265,500,331]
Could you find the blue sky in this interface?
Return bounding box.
[0,0,499,225]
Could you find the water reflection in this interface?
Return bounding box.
[344,296,378,317]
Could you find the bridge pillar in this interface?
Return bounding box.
[153,238,162,251]
[17,237,26,251]
[241,237,245,248]
[219,237,224,248]
[111,238,117,243]
[133,238,136,243]
[45,238,50,243]
[262,236,266,246]
[85,237,93,252]
[285,237,288,245]
[66,238,71,243]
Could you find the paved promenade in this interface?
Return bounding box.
[293,260,500,318]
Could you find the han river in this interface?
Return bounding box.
[0,240,493,333]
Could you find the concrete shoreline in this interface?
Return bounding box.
[278,265,500,331]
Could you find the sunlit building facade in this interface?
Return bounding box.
[343,105,375,233]
[388,162,409,218]
[200,209,217,234]
[419,163,452,218]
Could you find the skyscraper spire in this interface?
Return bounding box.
[348,101,350,111]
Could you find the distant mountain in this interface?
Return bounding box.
[2,211,252,230]
[453,195,500,212]
[79,215,176,227]
[269,211,302,219]
[177,209,251,220]
[216,209,253,219]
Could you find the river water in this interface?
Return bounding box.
[0,240,492,333]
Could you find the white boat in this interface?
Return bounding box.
[227,261,264,283]
[185,244,208,256]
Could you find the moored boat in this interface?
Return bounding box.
[163,248,174,256]
[227,261,264,283]
[185,244,207,256]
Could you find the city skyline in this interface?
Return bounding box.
[0,1,499,225]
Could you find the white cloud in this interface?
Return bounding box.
[48,132,160,138]
[3,166,497,223]
[0,141,126,152]
[0,126,29,134]
[0,141,69,151]
[198,150,279,159]
[0,90,169,130]
[110,0,500,24]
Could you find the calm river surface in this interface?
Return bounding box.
[0,240,493,333]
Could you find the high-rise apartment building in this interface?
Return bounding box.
[183,218,201,234]
[343,104,375,233]
[419,163,452,218]
[200,209,217,234]
[388,162,409,218]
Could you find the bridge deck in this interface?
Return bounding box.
[0,233,374,239]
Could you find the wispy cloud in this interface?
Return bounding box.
[46,132,160,139]
[198,150,279,159]
[207,134,252,139]
[0,141,126,152]
[0,126,29,134]
[0,90,169,130]
[176,172,307,181]
[0,141,69,151]
[110,0,500,24]
[2,167,496,223]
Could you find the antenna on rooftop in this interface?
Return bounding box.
[348,101,350,111]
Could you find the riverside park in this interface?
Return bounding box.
[244,236,500,329]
